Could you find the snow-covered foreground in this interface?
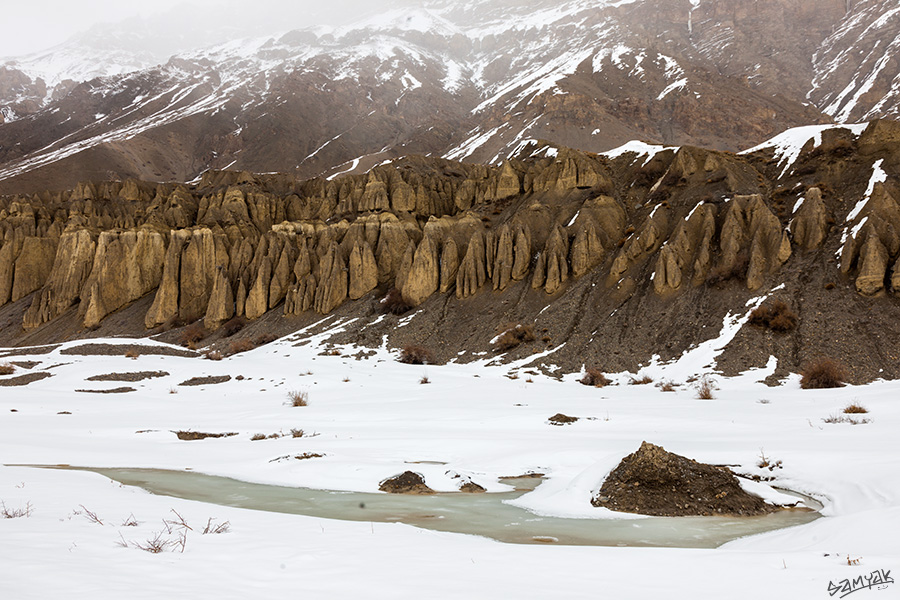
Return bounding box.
[1,319,898,598]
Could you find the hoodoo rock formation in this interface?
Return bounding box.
[1,121,900,382]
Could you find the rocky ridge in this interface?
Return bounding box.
[1,120,900,382]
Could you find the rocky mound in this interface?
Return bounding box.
[591,442,776,517]
[378,471,434,494]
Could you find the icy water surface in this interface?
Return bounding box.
[48,467,821,548]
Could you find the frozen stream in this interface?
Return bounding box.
[52,467,821,548]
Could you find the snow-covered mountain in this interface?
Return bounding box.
[0,0,899,193]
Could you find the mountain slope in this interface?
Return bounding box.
[0,0,899,196]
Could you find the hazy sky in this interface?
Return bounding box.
[0,0,388,58]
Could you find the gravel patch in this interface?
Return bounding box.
[0,372,53,386]
[86,371,169,382]
[60,344,197,358]
[179,375,232,386]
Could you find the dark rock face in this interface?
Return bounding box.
[592,442,776,517]
[378,471,434,494]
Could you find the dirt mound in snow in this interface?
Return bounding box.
[592,441,776,517]
[378,471,434,494]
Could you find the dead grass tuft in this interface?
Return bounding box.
[492,323,536,353]
[705,251,749,286]
[1,501,33,518]
[178,322,207,348]
[221,316,246,337]
[843,402,868,414]
[694,375,717,400]
[254,333,278,346]
[656,380,676,392]
[382,288,412,315]
[748,300,798,332]
[579,368,609,387]
[800,358,847,389]
[287,390,308,407]
[227,339,256,356]
[629,374,654,385]
[419,375,430,384]
[398,345,434,365]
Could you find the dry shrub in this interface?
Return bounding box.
[492,324,536,352]
[419,375,430,384]
[178,322,207,347]
[656,380,676,392]
[629,375,653,385]
[0,363,14,375]
[1,501,33,519]
[843,402,868,414]
[290,428,305,438]
[204,350,223,361]
[705,251,749,286]
[221,316,246,337]
[800,358,846,389]
[695,375,716,399]
[227,339,256,356]
[579,368,609,387]
[748,300,798,332]
[202,518,230,535]
[250,433,267,441]
[398,345,434,365]
[382,288,412,316]
[287,390,308,407]
[254,333,278,346]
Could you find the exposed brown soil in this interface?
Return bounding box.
[87,371,169,382]
[0,372,52,386]
[174,431,238,441]
[0,345,60,358]
[548,413,579,425]
[61,344,197,358]
[378,471,435,494]
[75,387,137,394]
[10,361,39,369]
[179,375,232,386]
[592,442,778,517]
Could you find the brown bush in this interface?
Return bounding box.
[629,375,653,385]
[800,358,847,389]
[382,288,412,315]
[695,375,716,399]
[398,345,434,365]
[221,316,246,337]
[492,324,536,353]
[227,339,256,355]
[254,333,278,346]
[705,251,749,286]
[748,300,797,332]
[178,322,207,347]
[287,390,308,407]
[0,363,14,376]
[579,369,609,387]
[843,403,868,414]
